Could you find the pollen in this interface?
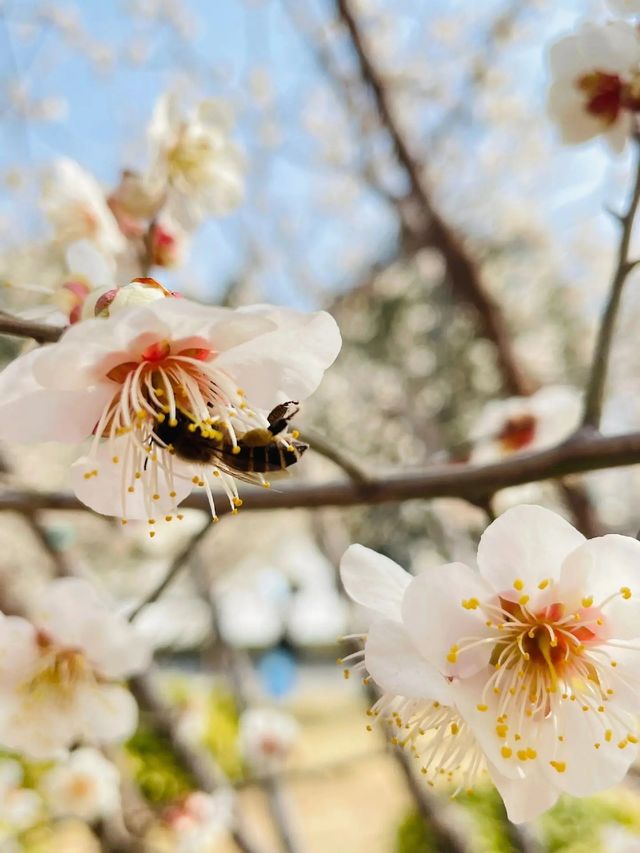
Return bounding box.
[446,645,459,664]
[538,578,550,590]
[232,446,241,455]
[620,587,632,600]
[476,704,488,712]
[518,595,530,606]
[581,596,593,608]
[461,598,480,610]
[549,761,566,773]
[501,747,512,759]
[513,579,524,591]
[450,723,459,735]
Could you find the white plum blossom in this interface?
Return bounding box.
[547,22,640,151]
[0,760,42,832]
[340,506,640,823]
[0,577,150,759]
[470,385,581,463]
[147,93,245,224]
[41,159,126,256]
[132,595,211,651]
[0,283,341,528]
[162,790,233,853]
[40,748,121,821]
[608,0,640,16]
[238,708,299,775]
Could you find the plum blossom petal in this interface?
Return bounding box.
[73,683,139,745]
[558,535,640,640]
[364,619,451,702]
[489,765,560,825]
[401,563,494,678]
[0,347,114,443]
[608,0,640,15]
[40,747,121,821]
[537,697,638,797]
[70,437,194,523]
[31,577,152,678]
[476,504,585,602]
[214,307,342,409]
[340,544,411,621]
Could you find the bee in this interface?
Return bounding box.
[152,401,308,478]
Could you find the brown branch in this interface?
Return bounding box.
[582,135,640,429]
[334,0,533,397]
[127,518,213,621]
[0,311,65,343]
[3,429,640,515]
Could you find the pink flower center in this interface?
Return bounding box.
[497,414,536,452]
[577,71,624,125]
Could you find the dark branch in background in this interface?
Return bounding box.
[0,311,64,343]
[334,0,533,397]
[582,135,640,429]
[4,429,640,516]
[130,671,263,853]
[127,518,214,621]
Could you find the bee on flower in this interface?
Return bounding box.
[0,577,150,759]
[0,280,341,529]
[547,21,640,151]
[340,505,640,823]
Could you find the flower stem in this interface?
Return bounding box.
[582,134,640,429]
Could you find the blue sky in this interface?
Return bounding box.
[0,0,627,309]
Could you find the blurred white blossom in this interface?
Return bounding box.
[239,707,299,775]
[40,748,121,822]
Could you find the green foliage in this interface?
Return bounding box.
[396,785,640,853]
[126,722,194,805]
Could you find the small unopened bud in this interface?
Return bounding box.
[91,278,176,319]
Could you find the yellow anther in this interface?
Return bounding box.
[621,587,632,600]
[611,661,618,667]
[232,445,241,455]
[518,595,530,606]
[594,743,601,749]
[233,497,243,507]
[135,471,142,480]
[148,519,156,525]
[450,723,459,735]
[155,413,165,423]
[581,596,593,608]
[169,418,178,427]
[549,761,566,773]
[537,578,550,590]
[149,531,155,538]
[291,429,300,438]
[177,514,184,520]
[618,740,628,749]
[192,476,200,484]
[446,645,459,664]
[165,515,173,522]
[501,747,512,759]
[476,704,488,712]
[169,490,177,498]
[516,750,528,761]
[366,725,372,732]
[526,748,537,759]
[628,734,639,744]
[152,493,160,501]
[513,579,524,591]
[121,519,128,525]
[187,423,197,432]
[112,456,119,464]
[461,598,480,610]
[605,729,613,742]
[597,706,605,713]
[343,669,350,680]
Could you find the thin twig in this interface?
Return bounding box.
[334,0,533,397]
[4,428,640,515]
[190,556,304,853]
[582,135,640,429]
[130,670,264,853]
[0,311,64,343]
[303,426,370,483]
[127,518,212,621]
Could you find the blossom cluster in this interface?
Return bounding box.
[341,505,640,823]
